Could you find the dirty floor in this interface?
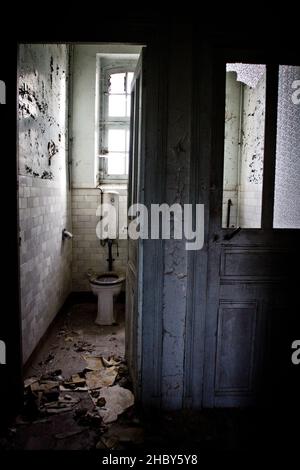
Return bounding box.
[0,299,142,451]
[0,299,297,452]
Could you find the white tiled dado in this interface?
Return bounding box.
[19,176,72,363]
[71,186,128,291]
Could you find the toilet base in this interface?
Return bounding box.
[89,272,125,326]
[95,292,117,325]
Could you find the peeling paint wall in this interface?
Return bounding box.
[161,30,192,409]
[222,72,240,227]
[238,73,265,227]
[223,72,265,228]
[19,45,68,180]
[18,44,72,363]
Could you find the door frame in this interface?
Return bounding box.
[14,23,171,414]
[0,42,23,427]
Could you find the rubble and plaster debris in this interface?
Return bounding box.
[96,385,135,424]
[85,367,118,390]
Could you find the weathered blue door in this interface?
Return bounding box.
[202,59,300,407]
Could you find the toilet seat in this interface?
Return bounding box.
[89,271,125,286]
[88,271,125,325]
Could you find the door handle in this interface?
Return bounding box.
[223,227,241,240]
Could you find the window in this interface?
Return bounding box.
[273,65,300,228]
[222,63,300,230]
[98,57,138,181]
[222,63,266,228]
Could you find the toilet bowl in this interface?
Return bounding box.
[88,271,125,325]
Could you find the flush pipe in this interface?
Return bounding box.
[97,185,106,247]
[96,185,119,269]
[107,239,115,272]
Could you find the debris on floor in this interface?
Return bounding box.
[14,354,138,448]
[96,385,135,424]
[101,356,122,367]
[16,355,138,449]
[74,340,95,353]
[85,367,118,389]
[1,302,146,450]
[82,355,104,371]
[82,354,122,371]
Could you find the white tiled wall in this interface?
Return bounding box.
[19,176,72,363]
[71,186,128,291]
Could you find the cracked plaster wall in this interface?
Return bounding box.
[161,32,192,408]
[238,73,266,227]
[18,44,72,363]
[223,72,266,228]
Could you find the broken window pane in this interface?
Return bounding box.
[222,64,266,229]
[273,65,300,228]
[109,95,126,117]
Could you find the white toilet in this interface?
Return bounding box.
[89,272,125,325]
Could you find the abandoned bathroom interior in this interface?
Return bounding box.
[1,21,299,451]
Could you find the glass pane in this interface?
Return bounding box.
[109,73,125,94]
[125,130,130,152]
[107,153,126,175]
[273,65,300,228]
[126,96,131,116]
[109,95,126,117]
[222,64,266,228]
[126,72,134,93]
[108,129,126,152]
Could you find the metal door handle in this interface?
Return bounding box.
[223,227,241,240]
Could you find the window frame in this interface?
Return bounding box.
[98,58,137,182]
[220,61,300,232]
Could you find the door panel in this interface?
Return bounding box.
[215,301,258,394]
[125,51,145,395]
[203,58,299,408]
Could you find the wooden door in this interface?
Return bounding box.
[203,58,300,407]
[125,51,145,396]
